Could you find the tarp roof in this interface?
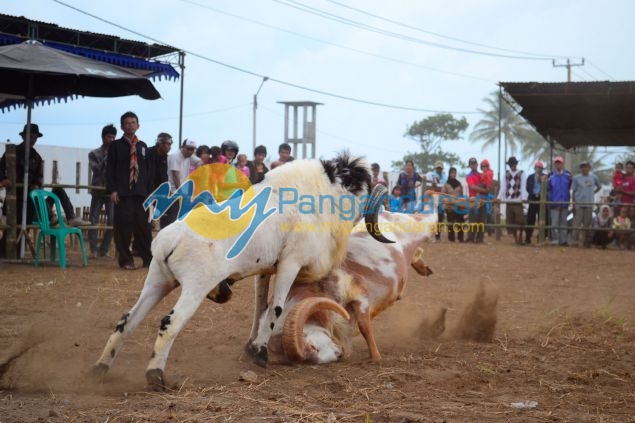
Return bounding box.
[0,13,180,111]
[0,14,179,81]
[0,13,178,58]
[500,81,635,149]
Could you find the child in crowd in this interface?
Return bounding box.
[235,153,251,178]
[389,185,403,212]
[611,206,631,249]
[479,159,496,200]
[612,162,624,208]
[210,146,227,164]
[591,205,613,249]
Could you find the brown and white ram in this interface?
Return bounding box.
[268,209,439,364]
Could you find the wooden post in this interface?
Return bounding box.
[538,177,548,244]
[4,144,17,259]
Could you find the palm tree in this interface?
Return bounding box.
[470,91,541,158]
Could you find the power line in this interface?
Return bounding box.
[0,103,252,126]
[571,70,588,82]
[178,0,494,83]
[51,0,480,114]
[259,104,411,155]
[586,60,616,81]
[323,0,573,60]
[578,67,601,81]
[272,0,557,61]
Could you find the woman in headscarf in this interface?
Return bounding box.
[591,205,613,248]
[443,167,464,242]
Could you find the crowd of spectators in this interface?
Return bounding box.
[2,118,634,262]
[385,155,635,249]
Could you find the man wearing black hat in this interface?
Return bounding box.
[498,156,527,245]
[0,123,88,256]
[0,123,45,229]
[0,123,86,226]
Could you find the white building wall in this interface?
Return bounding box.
[1,142,93,209]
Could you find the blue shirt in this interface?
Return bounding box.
[548,169,572,209]
[572,173,601,205]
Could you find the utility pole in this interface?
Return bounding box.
[178,51,185,145]
[553,58,585,171]
[252,76,269,153]
[552,58,585,83]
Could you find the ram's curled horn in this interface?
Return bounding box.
[363,184,394,243]
[282,297,351,362]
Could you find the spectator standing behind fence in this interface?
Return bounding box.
[106,111,153,270]
[611,206,632,249]
[427,161,447,241]
[209,146,226,164]
[591,205,613,248]
[147,133,173,193]
[465,157,488,244]
[235,153,251,178]
[611,162,624,210]
[617,161,635,208]
[0,124,87,227]
[146,133,172,231]
[247,145,269,184]
[370,163,387,188]
[497,156,527,245]
[443,167,464,243]
[547,156,572,246]
[270,142,293,169]
[389,185,403,212]
[525,161,547,245]
[88,124,116,259]
[397,160,422,213]
[163,138,202,228]
[570,161,601,247]
[196,145,211,165]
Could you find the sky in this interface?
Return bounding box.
[2,0,634,178]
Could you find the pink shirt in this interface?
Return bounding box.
[621,174,635,204]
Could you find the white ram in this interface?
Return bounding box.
[91,153,390,390]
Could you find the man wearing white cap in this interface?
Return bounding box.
[547,156,572,246]
[163,138,202,227]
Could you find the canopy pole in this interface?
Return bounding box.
[497,85,502,185]
[18,98,33,259]
[496,85,503,241]
[178,51,185,145]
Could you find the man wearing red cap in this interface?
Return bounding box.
[547,156,572,245]
[525,161,547,244]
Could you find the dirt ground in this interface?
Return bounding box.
[1,237,634,422]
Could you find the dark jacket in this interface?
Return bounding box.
[88,145,109,196]
[0,142,43,188]
[146,145,168,193]
[526,172,544,199]
[106,137,153,197]
[247,160,269,185]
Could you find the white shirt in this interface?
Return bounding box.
[168,151,202,193]
[498,169,527,202]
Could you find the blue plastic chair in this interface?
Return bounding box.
[29,189,87,268]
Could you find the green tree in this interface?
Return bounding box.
[470,91,539,158]
[393,113,468,171]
